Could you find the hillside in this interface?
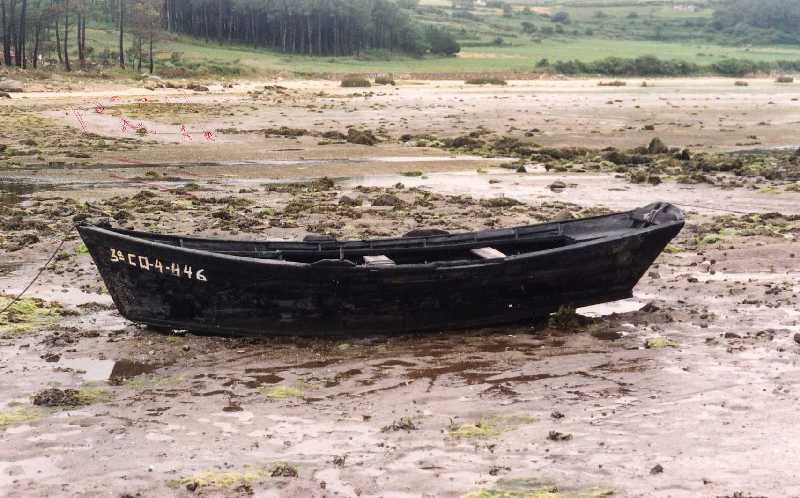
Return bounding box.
[6,0,800,78]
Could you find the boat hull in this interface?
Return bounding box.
[77,212,682,336]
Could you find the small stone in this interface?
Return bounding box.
[650,464,664,475]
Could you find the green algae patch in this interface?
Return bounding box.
[645,336,679,349]
[662,243,682,254]
[0,405,46,427]
[174,462,298,490]
[74,243,89,255]
[0,294,65,336]
[74,386,112,404]
[448,415,536,439]
[461,479,614,498]
[258,383,304,399]
[122,373,187,390]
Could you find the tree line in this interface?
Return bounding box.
[0,0,460,73]
[712,0,800,34]
[163,0,457,57]
[1,0,160,71]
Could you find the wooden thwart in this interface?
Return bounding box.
[471,247,506,260]
[363,255,396,266]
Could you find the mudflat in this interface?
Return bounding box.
[1,77,799,498]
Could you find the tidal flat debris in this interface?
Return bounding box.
[645,336,679,349]
[382,416,417,432]
[548,306,595,331]
[32,386,109,407]
[448,415,535,439]
[547,431,573,442]
[175,462,298,492]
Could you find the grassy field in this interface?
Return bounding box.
[75,0,800,78]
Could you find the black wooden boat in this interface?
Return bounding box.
[76,201,683,337]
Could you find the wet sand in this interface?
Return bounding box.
[2,78,800,498]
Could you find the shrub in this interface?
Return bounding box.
[374,76,396,85]
[734,80,749,86]
[551,11,570,24]
[598,80,626,86]
[776,75,794,83]
[426,26,461,56]
[465,77,507,85]
[341,77,371,88]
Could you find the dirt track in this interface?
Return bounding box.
[2,78,800,498]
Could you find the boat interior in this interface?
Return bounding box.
[102,207,663,267]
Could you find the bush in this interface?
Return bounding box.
[374,76,396,85]
[598,80,626,86]
[341,77,371,88]
[551,11,570,24]
[426,26,461,56]
[734,80,749,86]
[465,77,508,85]
[776,75,794,83]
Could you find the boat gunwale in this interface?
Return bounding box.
[76,205,684,271]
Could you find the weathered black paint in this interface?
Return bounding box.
[77,202,683,337]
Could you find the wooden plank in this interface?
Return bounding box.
[363,255,396,266]
[471,247,506,260]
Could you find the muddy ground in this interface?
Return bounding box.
[1,77,800,498]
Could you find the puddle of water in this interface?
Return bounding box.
[58,358,116,382]
[692,271,800,283]
[0,261,22,277]
[109,359,162,381]
[578,299,646,317]
[57,358,162,383]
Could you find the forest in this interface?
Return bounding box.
[0,0,458,73]
[1,0,800,74]
[711,0,800,43]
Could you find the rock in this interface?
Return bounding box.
[0,79,23,92]
[647,137,669,154]
[552,209,575,221]
[793,333,800,345]
[186,83,209,92]
[371,193,403,207]
[32,388,83,407]
[0,91,10,99]
[547,430,572,441]
[338,195,361,207]
[549,180,567,192]
[550,411,565,419]
[650,464,664,475]
[143,79,164,90]
[676,149,691,161]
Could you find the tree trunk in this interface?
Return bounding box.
[32,20,39,68]
[148,34,153,74]
[63,0,70,71]
[17,0,26,67]
[77,14,83,69]
[118,0,124,68]
[1,0,10,66]
[54,17,62,63]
